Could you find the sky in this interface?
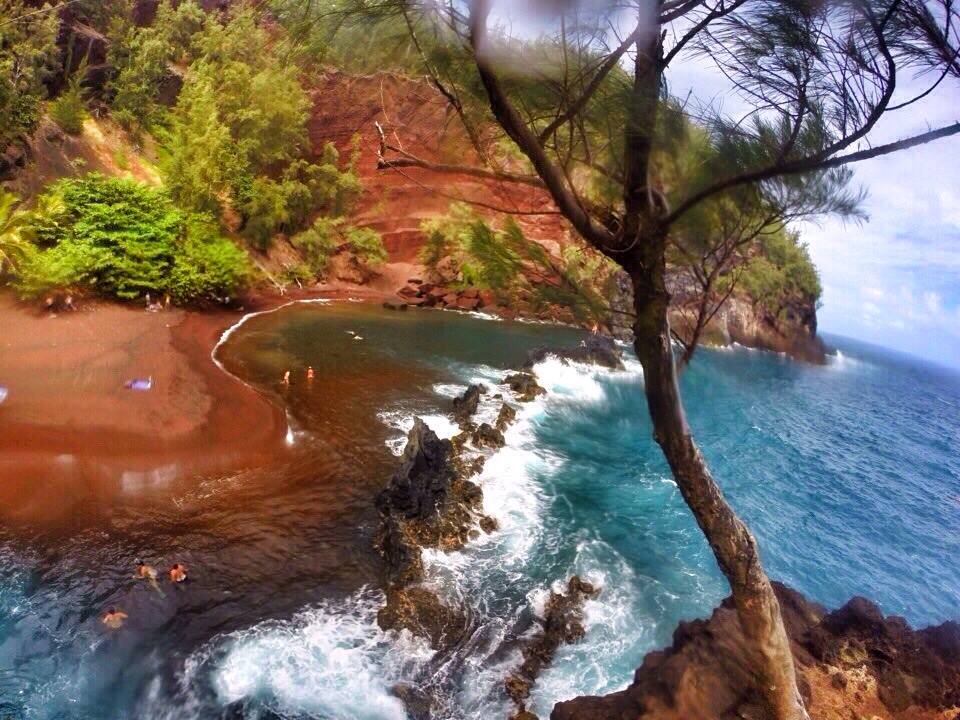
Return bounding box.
[496,2,960,369]
[664,41,960,370]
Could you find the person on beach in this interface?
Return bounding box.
[101,607,128,629]
[169,563,187,583]
[307,366,314,381]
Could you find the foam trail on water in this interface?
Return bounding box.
[197,590,433,720]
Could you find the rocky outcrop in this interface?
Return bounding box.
[453,383,487,427]
[552,583,960,720]
[504,373,546,402]
[374,418,478,644]
[505,576,600,718]
[606,268,826,363]
[525,335,624,371]
[375,419,480,579]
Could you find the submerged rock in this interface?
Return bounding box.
[378,585,467,649]
[473,422,505,448]
[504,576,600,710]
[505,372,545,402]
[390,683,435,720]
[525,335,624,371]
[496,402,517,431]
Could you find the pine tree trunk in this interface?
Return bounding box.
[630,246,809,720]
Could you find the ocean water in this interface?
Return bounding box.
[0,304,958,719]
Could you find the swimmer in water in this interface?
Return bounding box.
[168,563,187,583]
[101,607,128,629]
[306,366,314,381]
[282,370,291,385]
[135,559,164,596]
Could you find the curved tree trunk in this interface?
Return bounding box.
[630,244,809,720]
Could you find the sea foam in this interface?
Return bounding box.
[210,590,432,720]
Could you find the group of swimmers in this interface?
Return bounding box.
[101,559,188,629]
[281,366,314,386]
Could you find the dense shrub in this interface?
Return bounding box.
[290,218,339,275]
[290,217,386,278]
[14,174,249,302]
[345,226,387,266]
[420,204,610,322]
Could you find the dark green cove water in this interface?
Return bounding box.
[1,302,958,719]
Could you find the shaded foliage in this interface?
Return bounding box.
[0,1,59,148]
[421,204,610,323]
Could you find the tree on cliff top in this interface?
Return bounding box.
[325,1,960,717]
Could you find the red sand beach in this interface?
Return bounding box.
[0,286,395,529]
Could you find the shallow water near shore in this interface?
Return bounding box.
[1,303,958,719]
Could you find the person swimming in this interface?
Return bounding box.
[168,563,187,583]
[306,366,314,381]
[135,560,158,581]
[101,607,128,629]
[135,559,164,596]
[282,370,291,385]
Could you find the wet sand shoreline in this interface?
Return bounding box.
[0,286,392,529]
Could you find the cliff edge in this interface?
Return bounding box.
[552,583,960,720]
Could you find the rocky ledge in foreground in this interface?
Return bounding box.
[552,583,960,720]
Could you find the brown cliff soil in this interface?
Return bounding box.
[552,583,960,720]
[307,69,570,264]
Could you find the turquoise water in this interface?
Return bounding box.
[1,304,958,719]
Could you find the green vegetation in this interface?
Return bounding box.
[0,1,59,149]
[738,231,822,312]
[13,174,249,303]
[107,1,363,248]
[48,74,88,135]
[0,191,32,275]
[290,217,386,279]
[108,0,205,132]
[420,204,610,323]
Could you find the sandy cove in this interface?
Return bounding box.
[0,283,399,529]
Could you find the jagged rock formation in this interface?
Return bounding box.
[453,383,487,427]
[552,583,960,720]
[373,418,477,645]
[505,576,600,718]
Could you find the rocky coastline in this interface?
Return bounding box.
[372,339,622,717]
[553,583,960,720]
[372,336,958,720]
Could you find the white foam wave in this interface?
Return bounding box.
[378,409,463,456]
[209,590,432,720]
[529,538,650,715]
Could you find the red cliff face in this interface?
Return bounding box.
[305,70,572,263]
